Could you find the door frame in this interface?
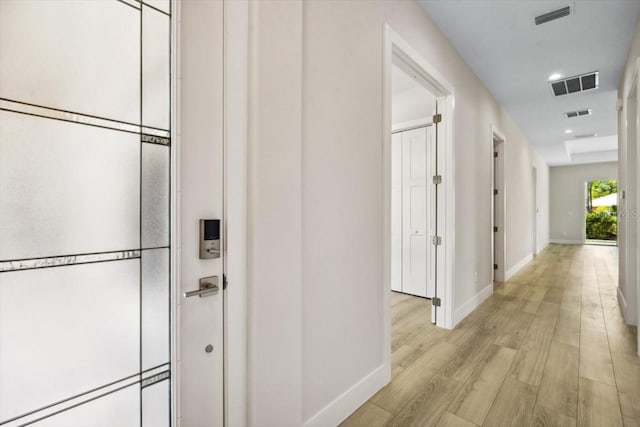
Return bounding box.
[382,25,456,376]
[532,166,537,256]
[491,126,506,282]
[171,1,249,425]
[622,58,640,351]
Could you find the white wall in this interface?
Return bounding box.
[247,2,303,426]
[549,162,618,244]
[247,1,550,425]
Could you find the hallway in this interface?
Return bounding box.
[342,244,639,427]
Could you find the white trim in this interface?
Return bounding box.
[173,2,248,424]
[622,58,640,354]
[223,0,248,425]
[549,239,584,245]
[453,283,493,326]
[505,254,533,281]
[170,0,180,423]
[381,20,394,392]
[302,365,388,427]
[636,58,640,353]
[391,117,432,133]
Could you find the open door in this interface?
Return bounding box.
[400,126,436,299]
[432,106,442,324]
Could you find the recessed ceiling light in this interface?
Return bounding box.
[564,129,573,134]
[548,73,563,81]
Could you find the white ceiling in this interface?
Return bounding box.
[418,0,640,166]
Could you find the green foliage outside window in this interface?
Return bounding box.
[585,180,617,241]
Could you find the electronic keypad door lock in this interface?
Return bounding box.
[200,219,220,259]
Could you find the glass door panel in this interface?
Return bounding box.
[0,1,172,425]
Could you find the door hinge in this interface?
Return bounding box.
[494,152,498,158]
[494,264,498,270]
[432,297,441,307]
[433,113,442,124]
[494,189,498,195]
[433,175,442,185]
[494,226,498,232]
[223,274,228,290]
[432,236,442,246]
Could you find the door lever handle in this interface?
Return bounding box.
[184,276,219,298]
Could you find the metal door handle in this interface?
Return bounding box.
[184,276,219,298]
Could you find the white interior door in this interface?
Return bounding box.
[1,0,172,425]
[178,1,224,426]
[401,127,429,298]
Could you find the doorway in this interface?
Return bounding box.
[383,28,456,371]
[532,166,538,256]
[622,62,639,348]
[584,179,618,245]
[492,130,506,282]
[390,64,437,310]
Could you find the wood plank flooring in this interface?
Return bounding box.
[341,244,639,427]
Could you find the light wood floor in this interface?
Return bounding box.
[341,244,639,427]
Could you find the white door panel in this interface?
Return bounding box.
[402,128,429,297]
[178,1,224,426]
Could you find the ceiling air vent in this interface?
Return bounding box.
[550,72,599,97]
[535,6,571,25]
[565,108,592,118]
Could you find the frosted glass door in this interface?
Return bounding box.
[0,1,172,426]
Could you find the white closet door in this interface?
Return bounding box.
[402,128,428,297]
[391,132,403,292]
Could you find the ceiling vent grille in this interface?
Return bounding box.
[565,109,592,118]
[535,6,571,25]
[550,72,599,96]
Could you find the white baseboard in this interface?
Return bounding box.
[303,364,388,427]
[549,239,583,245]
[453,283,493,327]
[505,254,533,281]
